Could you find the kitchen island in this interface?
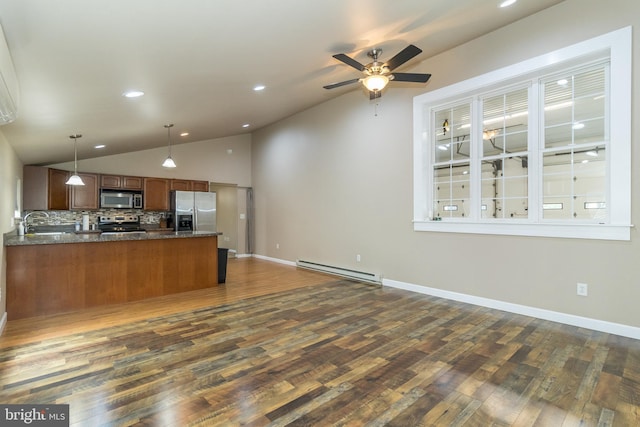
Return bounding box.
[4,231,221,320]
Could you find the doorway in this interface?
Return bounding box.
[209,183,238,257]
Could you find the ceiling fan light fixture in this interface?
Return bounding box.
[65,134,85,186]
[363,74,389,92]
[162,123,177,168]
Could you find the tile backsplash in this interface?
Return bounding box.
[22,209,168,229]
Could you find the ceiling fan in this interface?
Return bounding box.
[323,44,431,99]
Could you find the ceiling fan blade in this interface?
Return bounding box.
[323,78,361,90]
[332,53,366,71]
[384,45,422,71]
[391,72,432,83]
[369,90,382,100]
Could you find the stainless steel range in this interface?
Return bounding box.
[98,215,145,234]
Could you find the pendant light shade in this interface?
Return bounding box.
[162,124,176,168]
[65,134,85,186]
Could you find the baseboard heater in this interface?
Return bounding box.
[296,259,381,284]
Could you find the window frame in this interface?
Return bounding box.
[413,27,631,240]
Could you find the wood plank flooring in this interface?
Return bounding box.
[1,258,640,426]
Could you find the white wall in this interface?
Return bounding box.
[252,0,640,330]
[0,131,23,328]
[50,134,252,187]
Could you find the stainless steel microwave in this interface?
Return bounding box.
[100,190,143,209]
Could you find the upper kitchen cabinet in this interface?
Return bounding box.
[192,180,209,192]
[23,166,69,211]
[100,174,143,190]
[70,173,99,210]
[48,168,70,210]
[143,177,169,210]
[122,176,143,190]
[170,179,209,192]
[170,179,191,191]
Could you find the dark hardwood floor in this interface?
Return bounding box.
[1,258,640,426]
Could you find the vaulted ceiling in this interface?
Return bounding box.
[0,0,564,165]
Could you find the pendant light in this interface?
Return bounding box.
[65,134,85,186]
[162,123,177,168]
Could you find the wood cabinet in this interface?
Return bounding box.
[170,179,191,191]
[44,168,70,210]
[192,180,209,192]
[23,166,50,210]
[122,176,143,190]
[25,167,205,212]
[100,174,120,189]
[170,179,208,192]
[143,177,169,210]
[100,174,143,190]
[6,235,219,320]
[71,173,99,210]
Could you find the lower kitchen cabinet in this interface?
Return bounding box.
[5,234,219,320]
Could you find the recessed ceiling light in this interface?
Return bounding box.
[242,123,250,128]
[122,90,144,98]
[94,144,106,149]
[180,132,189,137]
[499,0,517,7]
[253,85,265,91]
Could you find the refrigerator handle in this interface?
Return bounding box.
[193,205,197,231]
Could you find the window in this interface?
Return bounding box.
[413,27,631,240]
[433,102,471,218]
[541,66,607,221]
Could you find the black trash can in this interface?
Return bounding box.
[218,247,229,283]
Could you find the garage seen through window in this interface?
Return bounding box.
[413,27,631,240]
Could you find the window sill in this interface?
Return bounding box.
[413,220,631,241]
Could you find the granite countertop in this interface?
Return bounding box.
[4,230,221,247]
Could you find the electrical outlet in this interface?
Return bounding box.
[577,282,588,296]
[276,243,280,249]
[356,254,361,262]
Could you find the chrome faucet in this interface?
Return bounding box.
[23,211,50,233]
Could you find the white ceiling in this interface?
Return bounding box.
[0,0,565,165]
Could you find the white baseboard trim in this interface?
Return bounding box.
[383,278,640,340]
[235,253,252,259]
[0,311,6,336]
[252,254,296,267]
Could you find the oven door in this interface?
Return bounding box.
[100,192,133,209]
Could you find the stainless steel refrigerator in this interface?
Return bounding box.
[170,190,217,232]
